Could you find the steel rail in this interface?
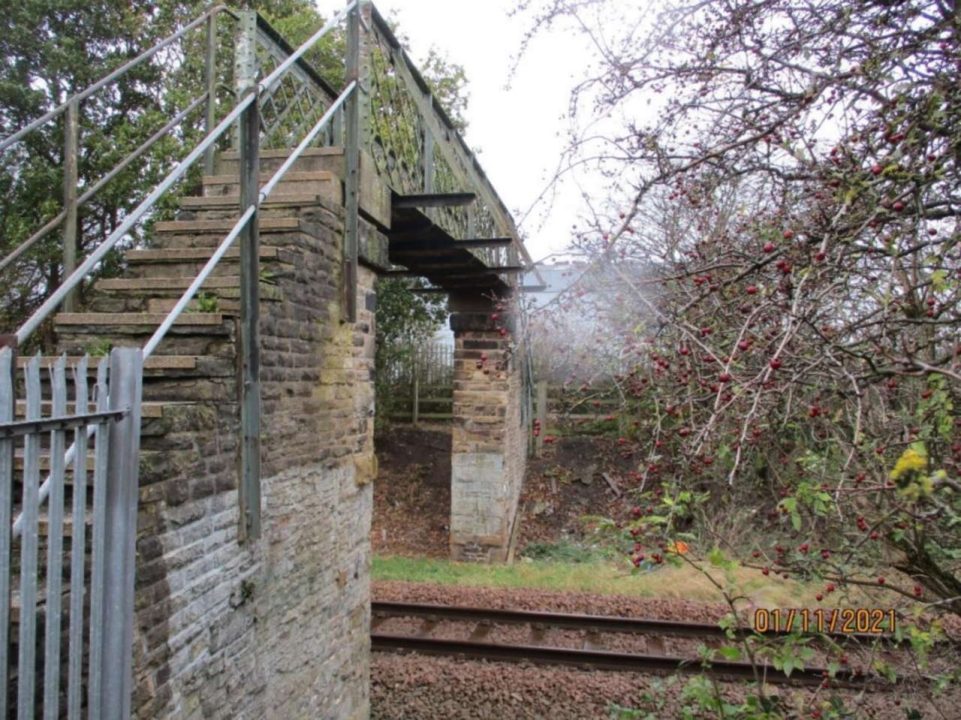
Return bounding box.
[371,601,900,646]
[0,93,209,276]
[0,5,235,154]
[370,633,888,689]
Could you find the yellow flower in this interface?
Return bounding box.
[890,448,927,481]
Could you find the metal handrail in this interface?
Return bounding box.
[0,93,209,275]
[144,81,356,360]
[14,92,256,346]
[0,5,235,154]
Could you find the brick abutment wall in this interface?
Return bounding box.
[448,304,528,562]
[131,202,379,719]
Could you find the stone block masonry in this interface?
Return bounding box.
[448,304,528,562]
[129,198,379,719]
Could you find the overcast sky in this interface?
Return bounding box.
[313,0,588,262]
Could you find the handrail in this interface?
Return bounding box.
[0,5,234,154]
[14,92,256,346]
[0,93,208,276]
[144,81,356,360]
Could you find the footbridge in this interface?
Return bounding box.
[0,3,537,717]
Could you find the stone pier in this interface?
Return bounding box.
[448,294,527,562]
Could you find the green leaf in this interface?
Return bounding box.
[718,645,741,660]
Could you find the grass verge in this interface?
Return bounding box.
[373,554,836,608]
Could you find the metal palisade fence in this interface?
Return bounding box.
[0,348,142,720]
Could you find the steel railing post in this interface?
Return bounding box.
[343,0,370,323]
[204,10,218,175]
[62,99,80,313]
[238,60,262,542]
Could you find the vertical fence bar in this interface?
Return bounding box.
[233,11,257,152]
[63,99,80,313]
[17,355,41,719]
[42,357,67,720]
[203,11,218,175]
[86,358,110,720]
[412,372,419,426]
[238,62,262,542]
[66,357,88,720]
[97,348,142,720]
[535,380,547,457]
[0,348,14,720]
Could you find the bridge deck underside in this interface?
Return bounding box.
[386,205,510,294]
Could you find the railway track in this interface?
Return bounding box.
[371,601,903,688]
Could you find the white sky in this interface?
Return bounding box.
[313,0,589,262]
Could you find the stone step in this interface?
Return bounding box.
[153,216,302,235]
[151,216,311,250]
[180,190,340,210]
[124,247,286,281]
[16,354,200,372]
[216,147,345,177]
[15,400,165,419]
[13,449,96,473]
[201,171,340,201]
[54,314,235,359]
[86,276,282,314]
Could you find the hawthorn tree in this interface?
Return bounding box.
[520,0,961,632]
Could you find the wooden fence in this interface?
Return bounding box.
[381,341,454,424]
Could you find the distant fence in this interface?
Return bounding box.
[532,381,626,454]
[381,341,454,424]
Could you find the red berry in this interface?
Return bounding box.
[782,229,794,239]
[914,585,923,597]
[718,372,732,383]
[877,577,885,585]
[892,200,905,212]
[871,164,883,175]
[826,583,835,593]
[763,242,776,253]
[816,593,823,601]
[769,358,782,370]
[752,551,761,558]
[746,285,758,295]
[814,251,826,262]
[821,549,831,559]
[762,567,770,576]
